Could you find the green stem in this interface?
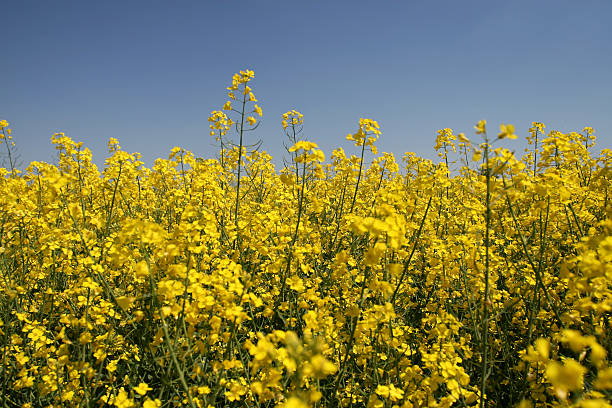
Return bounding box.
[1,128,15,175]
[278,161,307,306]
[480,140,491,408]
[233,93,247,245]
[391,195,433,304]
[349,141,367,214]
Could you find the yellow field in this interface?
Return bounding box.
[0,71,610,407]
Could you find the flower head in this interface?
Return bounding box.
[475,119,487,135]
[498,123,517,139]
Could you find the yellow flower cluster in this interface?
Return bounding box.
[0,74,611,408]
[208,110,233,140]
[346,118,381,153]
[282,110,304,130]
[288,141,325,163]
[222,69,259,128]
[0,119,19,176]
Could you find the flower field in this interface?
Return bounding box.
[0,71,611,407]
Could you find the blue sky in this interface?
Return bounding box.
[3,0,611,170]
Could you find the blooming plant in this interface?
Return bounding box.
[0,71,611,408]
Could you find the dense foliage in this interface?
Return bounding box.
[0,71,611,407]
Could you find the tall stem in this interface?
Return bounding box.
[2,128,15,175]
[233,93,247,243]
[278,161,307,305]
[480,140,491,408]
[533,129,538,177]
[349,141,367,214]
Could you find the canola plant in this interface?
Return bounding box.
[0,70,610,407]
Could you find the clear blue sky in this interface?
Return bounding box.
[3,0,611,169]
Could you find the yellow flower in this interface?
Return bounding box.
[280,173,295,186]
[133,382,152,396]
[142,399,161,408]
[307,354,337,378]
[534,338,550,360]
[594,367,612,389]
[224,379,247,401]
[289,141,318,152]
[79,331,93,344]
[134,261,149,278]
[347,118,381,149]
[475,119,487,135]
[113,388,135,408]
[240,69,255,80]
[457,132,470,144]
[282,110,303,129]
[115,296,135,311]
[530,121,545,133]
[498,123,517,139]
[375,384,404,402]
[61,390,74,401]
[197,386,211,395]
[546,359,586,395]
[279,397,308,408]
